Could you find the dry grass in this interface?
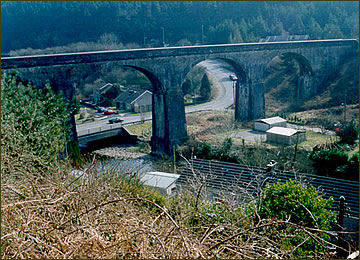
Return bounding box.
[2,148,357,259]
[125,122,152,140]
[2,106,357,258]
[1,151,204,259]
[186,110,242,144]
[288,104,359,125]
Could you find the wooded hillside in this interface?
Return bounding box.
[1,1,358,54]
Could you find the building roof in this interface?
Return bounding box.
[140,171,180,189]
[131,90,152,104]
[115,89,150,104]
[266,126,303,136]
[176,158,359,217]
[255,116,286,125]
[259,34,310,42]
[99,83,113,92]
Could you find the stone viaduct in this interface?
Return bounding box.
[1,39,358,155]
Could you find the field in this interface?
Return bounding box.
[128,107,355,151]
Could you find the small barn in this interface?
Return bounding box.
[254,116,287,132]
[266,127,306,145]
[115,89,152,113]
[140,171,180,197]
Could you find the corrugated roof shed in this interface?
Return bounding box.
[266,126,300,136]
[141,171,180,189]
[176,158,359,217]
[255,116,286,125]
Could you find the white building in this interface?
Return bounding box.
[140,171,180,197]
[266,127,306,145]
[254,116,287,132]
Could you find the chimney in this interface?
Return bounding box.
[266,160,278,174]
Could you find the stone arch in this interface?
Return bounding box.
[216,58,250,121]
[123,65,171,155]
[182,57,250,121]
[280,52,314,76]
[124,65,164,94]
[262,52,314,114]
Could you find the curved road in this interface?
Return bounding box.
[76,59,236,136]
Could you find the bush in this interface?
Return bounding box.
[309,148,348,176]
[257,180,336,257]
[1,71,71,166]
[344,152,359,181]
[337,120,359,145]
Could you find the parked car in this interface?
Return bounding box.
[108,117,123,124]
[96,106,106,112]
[229,74,238,81]
[104,109,115,115]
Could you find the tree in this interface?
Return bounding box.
[271,21,284,35]
[289,16,305,35]
[249,15,269,37]
[308,18,322,40]
[182,78,193,96]
[323,23,344,38]
[1,71,71,164]
[200,73,211,101]
[207,19,240,44]
[229,28,243,43]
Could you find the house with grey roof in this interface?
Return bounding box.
[115,89,152,113]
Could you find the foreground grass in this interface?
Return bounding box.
[1,152,203,258]
[3,148,352,258]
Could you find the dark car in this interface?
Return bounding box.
[108,117,123,124]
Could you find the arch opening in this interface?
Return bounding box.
[69,62,174,155]
[263,52,314,116]
[180,57,249,141]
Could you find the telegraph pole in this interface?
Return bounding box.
[201,24,204,44]
[160,27,165,47]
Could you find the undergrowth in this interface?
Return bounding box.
[3,151,353,258]
[1,71,357,258]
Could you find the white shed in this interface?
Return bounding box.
[266,127,306,145]
[140,171,180,197]
[254,116,287,132]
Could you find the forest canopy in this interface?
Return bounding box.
[1,1,358,54]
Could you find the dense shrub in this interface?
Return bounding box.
[257,180,336,257]
[309,148,349,176]
[337,120,359,145]
[196,142,213,159]
[344,152,359,181]
[1,71,71,167]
